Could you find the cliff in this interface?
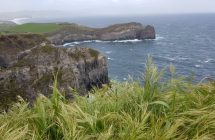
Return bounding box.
[47,22,156,45]
[0,34,109,107]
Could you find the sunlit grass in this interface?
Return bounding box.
[8,23,60,33]
[0,58,215,140]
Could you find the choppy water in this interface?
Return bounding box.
[20,14,215,81]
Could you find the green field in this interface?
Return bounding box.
[1,59,215,140]
[8,23,60,33]
[0,24,15,32]
[0,23,93,35]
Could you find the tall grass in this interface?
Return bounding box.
[0,58,215,140]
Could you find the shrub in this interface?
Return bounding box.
[89,48,99,59]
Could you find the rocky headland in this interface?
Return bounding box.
[47,22,156,45]
[0,34,109,107]
[0,22,156,108]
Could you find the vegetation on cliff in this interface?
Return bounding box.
[0,33,47,52]
[1,59,215,140]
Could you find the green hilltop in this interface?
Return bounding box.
[8,23,60,33]
[0,23,91,34]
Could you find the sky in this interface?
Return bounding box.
[1,0,215,17]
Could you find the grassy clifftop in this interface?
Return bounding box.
[0,23,60,33]
[0,59,215,139]
[8,23,60,33]
[0,23,92,34]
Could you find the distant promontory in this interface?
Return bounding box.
[0,22,156,45]
[47,22,156,45]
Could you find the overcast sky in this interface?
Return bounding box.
[1,0,215,17]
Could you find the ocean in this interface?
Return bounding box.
[17,14,215,81]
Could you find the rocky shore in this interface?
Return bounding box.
[47,22,156,45]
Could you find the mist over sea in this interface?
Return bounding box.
[17,14,215,81]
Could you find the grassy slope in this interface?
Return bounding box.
[0,24,15,32]
[7,23,60,33]
[1,59,215,140]
[0,23,93,34]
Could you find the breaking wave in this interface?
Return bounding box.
[63,34,165,47]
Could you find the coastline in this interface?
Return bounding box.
[9,17,30,25]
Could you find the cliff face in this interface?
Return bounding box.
[47,22,156,45]
[0,34,109,106]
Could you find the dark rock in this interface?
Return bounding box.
[0,34,109,107]
[0,56,7,68]
[139,25,156,39]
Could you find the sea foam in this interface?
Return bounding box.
[10,18,30,25]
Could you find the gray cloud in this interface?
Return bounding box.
[0,0,215,16]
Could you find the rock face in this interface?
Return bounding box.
[47,22,156,45]
[139,25,156,39]
[0,34,109,107]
